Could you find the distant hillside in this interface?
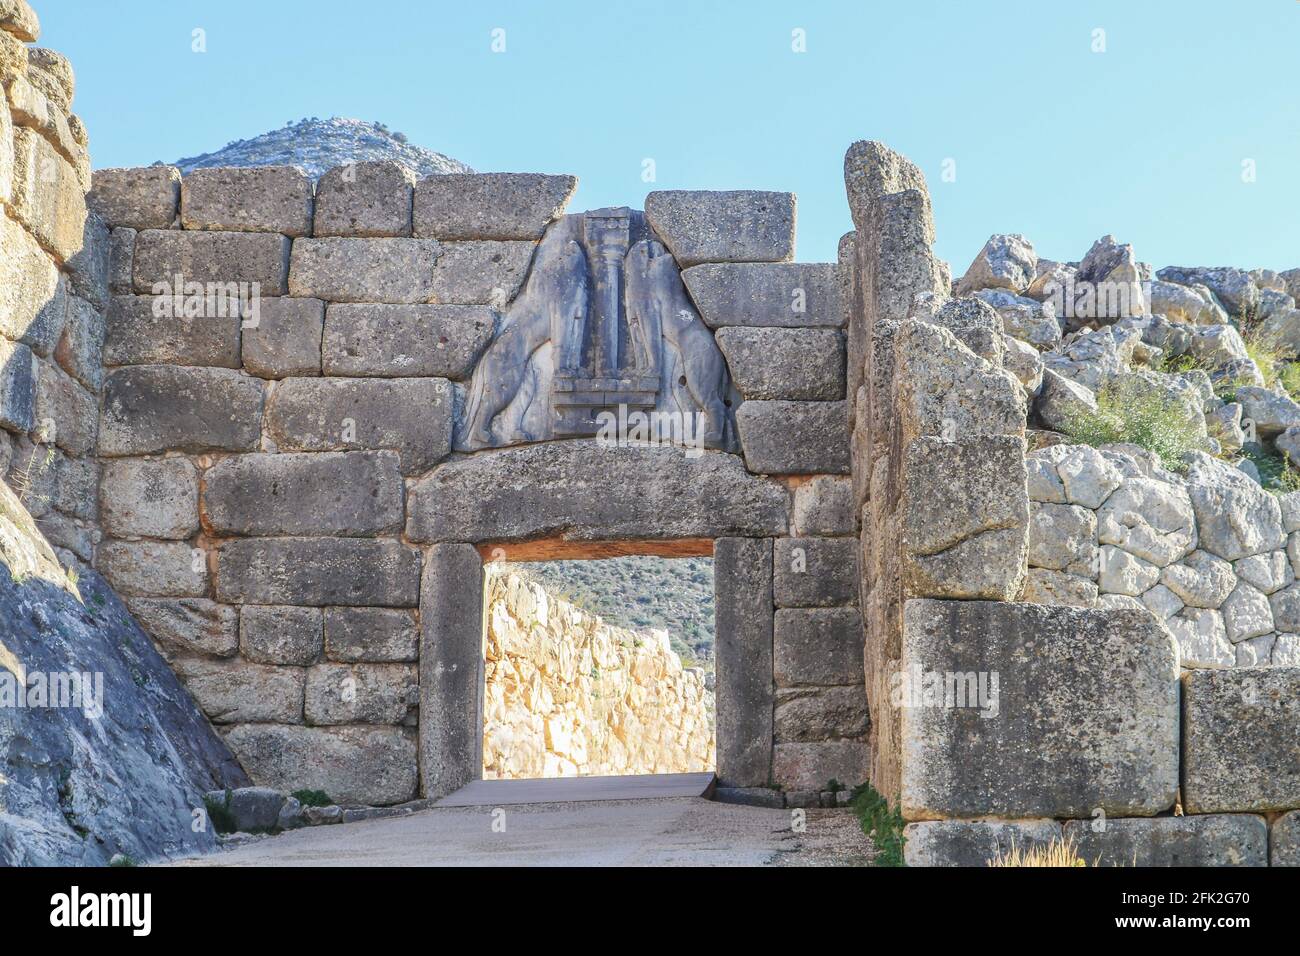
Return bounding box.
[170,117,472,180]
[511,557,715,667]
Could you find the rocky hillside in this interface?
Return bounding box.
[171,117,472,180]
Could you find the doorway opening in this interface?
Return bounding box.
[481,552,716,780]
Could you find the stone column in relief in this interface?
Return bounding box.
[419,543,485,798]
[713,537,775,788]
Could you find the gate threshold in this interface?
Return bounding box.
[435,771,717,807]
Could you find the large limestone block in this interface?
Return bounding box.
[681,262,842,329]
[715,327,844,400]
[0,202,60,344]
[1027,501,1096,574]
[773,536,858,607]
[240,296,324,378]
[222,724,417,806]
[773,607,864,686]
[419,543,484,798]
[414,172,575,240]
[1063,815,1267,867]
[1161,549,1237,608]
[203,451,404,536]
[288,237,440,303]
[1096,477,1196,567]
[900,599,1179,820]
[322,303,493,379]
[955,234,1037,295]
[324,607,419,663]
[0,0,39,41]
[0,337,35,434]
[791,474,856,536]
[56,295,104,392]
[305,662,417,725]
[0,74,12,203]
[1021,567,1098,607]
[714,537,774,788]
[89,167,180,230]
[34,360,97,456]
[67,211,110,311]
[772,741,869,792]
[1182,667,1300,813]
[133,229,290,295]
[427,240,534,305]
[100,456,199,539]
[644,190,795,267]
[734,399,850,475]
[406,441,788,543]
[1274,811,1300,867]
[774,685,869,742]
[10,127,86,261]
[239,605,322,666]
[215,537,421,606]
[903,819,1061,867]
[180,166,313,236]
[1167,607,1234,668]
[314,160,415,237]
[97,539,207,597]
[264,376,452,475]
[99,365,265,456]
[103,294,241,367]
[900,435,1029,601]
[1184,453,1286,561]
[126,597,239,659]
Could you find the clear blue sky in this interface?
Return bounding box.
[40,0,1300,272]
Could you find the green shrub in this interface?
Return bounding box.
[1060,377,1204,471]
[291,789,333,808]
[203,789,237,834]
[847,781,907,867]
[1241,444,1300,495]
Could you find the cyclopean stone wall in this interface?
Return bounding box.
[85,161,867,806]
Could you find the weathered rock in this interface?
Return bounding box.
[1170,608,1234,668]
[239,605,323,666]
[100,366,265,456]
[773,536,858,607]
[287,237,440,303]
[99,456,199,539]
[774,686,869,741]
[1063,815,1266,867]
[133,229,290,295]
[216,537,421,607]
[264,376,452,475]
[407,441,788,542]
[1233,549,1293,594]
[1184,453,1286,560]
[1148,278,1228,325]
[714,537,774,789]
[322,303,494,379]
[1187,324,1249,370]
[97,539,207,597]
[644,190,794,267]
[0,338,35,434]
[314,160,416,237]
[1027,501,1096,574]
[0,211,60,348]
[414,173,575,240]
[1096,477,1196,567]
[0,0,39,41]
[772,741,869,793]
[9,127,85,261]
[1034,367,1096,432]
[305,662,417,725]
[903,819,1062,867]
[324,607,419,662]
[89,166,180,230]
[681,262,842,329]
[1220,581,1274,643]
[1278,426,1300,467]
[1157,265,1258,317]
[955,234,1037,296]
[1182,666,1300,813]
[1140,582,1183,620]
[973,288,1061,349]
[427,240,534,305]
[1029,444,1122,511]
[1236,634,1275,667]
[1274,811,1300,866]
[791,475,856,536]
[1161,549,1237,608]
[715,327,844,400]
[1021,567,1097,607]
[67,212,110,311]
[52,294,103,393]
[203,787,286,834]
[126,597,239,659]
[900,600,1178,819]
[172,657,304,724]
[222,724,417,806]
[203,451,404,537]
[774,608,863,686]
[1206,401,1245,455]
[1235,385,1300,439]
[1268,582,1300,632]
[735,400,849,474]
[240,296,324,378]
[181,166,313,236]
[1276,634,1300,665]
[1098,545,1159,596]
[103,294,242,368]
[1001,334,1044,392]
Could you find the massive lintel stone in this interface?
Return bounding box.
[644,190,795,267]
[287,237,440,303]
[89,166,180,230]
[215,537,421,607]
[133,229,290,295]
[222,724,418,806]
[714,537,774,789]
[202,451,405,537]
[681,262,842,329]
[414,172,576,240]
[314,160,416,238]
[406,441,789,543]
[103,294,241,368]
[1182,666,1300,813]
[903,819,1062,867]
[900,599,1179,820]
[734,400,850,475]
[264,376,452,475]
[1063,815,1268,867]
[715,328,845,400]
[99,365,265,456]
[180,166,314,236]
[322,303,494,379]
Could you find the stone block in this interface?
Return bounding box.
[66,211,110,311]
[126,598,239,659]
[406,441,789,542]
[99,456,199,539]
[10,127,87,260]
[314,160,415,237]
[900,600,1179,820]
[734,400,850,475]
[0,209,59,346]
[428,240,534,305]
[773,536,858,607]
[89,166,180,230]
[203,451,404,537]
[34,360,97,456]
[180,166,313,236]
[715,327,845,400]
[324,607,419,662]
[97,539,207,597]
[103,294,241,367]
[714,537,774,789]
[0,337,35,434]
[305,662,417,725]
[173,658,303,724]
[216,537,420,607]
[322,303,493,379]
[99,366,265,456]
[791,474,856,536]
[644,190,795,267]
[712,787,784,808]
[0,0,39,42]
[774,608,863,686]
[682,262,842,329]
[903,819,1062,867]
[413,172,575,240]
[773,741,869,792]
[287,237,440,303]
[108,226,135,293]
[240,296,324,378]
[1182,666,1300,813]
[419,543,485,798]
[54,295,104,391]
[239,605,323,666]
[15,271,68,359]
[1273,811,1300,867]
[264,376,452,475]
[1063,815,1267,867]
[133,229,290,295]
[203,787,286,834]
[774,686,869,742]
